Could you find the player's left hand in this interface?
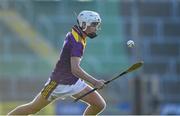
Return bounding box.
[93,79,106,90]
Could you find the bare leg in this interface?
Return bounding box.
[72,86,106,115]
[8,93,51,115]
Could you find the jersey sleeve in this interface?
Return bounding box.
[70,37,83,57]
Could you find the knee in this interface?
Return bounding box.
[98,100,106,111]
[92,100,106,112]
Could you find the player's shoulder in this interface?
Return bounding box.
[66,31,79,44]
[65,25,86,48]
[68,31,83,46]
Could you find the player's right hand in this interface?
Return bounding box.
[93,79,106,90]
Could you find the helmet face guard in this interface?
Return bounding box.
[77,10,101,38]
[90,22,101,31]
[85,22,101,39]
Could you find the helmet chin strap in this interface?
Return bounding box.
[83,31,97,39]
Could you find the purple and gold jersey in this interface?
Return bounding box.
[50,25,86,85]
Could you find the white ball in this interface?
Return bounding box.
[127,40,135,48]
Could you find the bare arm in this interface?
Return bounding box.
[71,57,99,86]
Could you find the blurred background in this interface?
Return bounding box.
[0,0,180,115]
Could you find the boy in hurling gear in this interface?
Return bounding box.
[8,10,106,115]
